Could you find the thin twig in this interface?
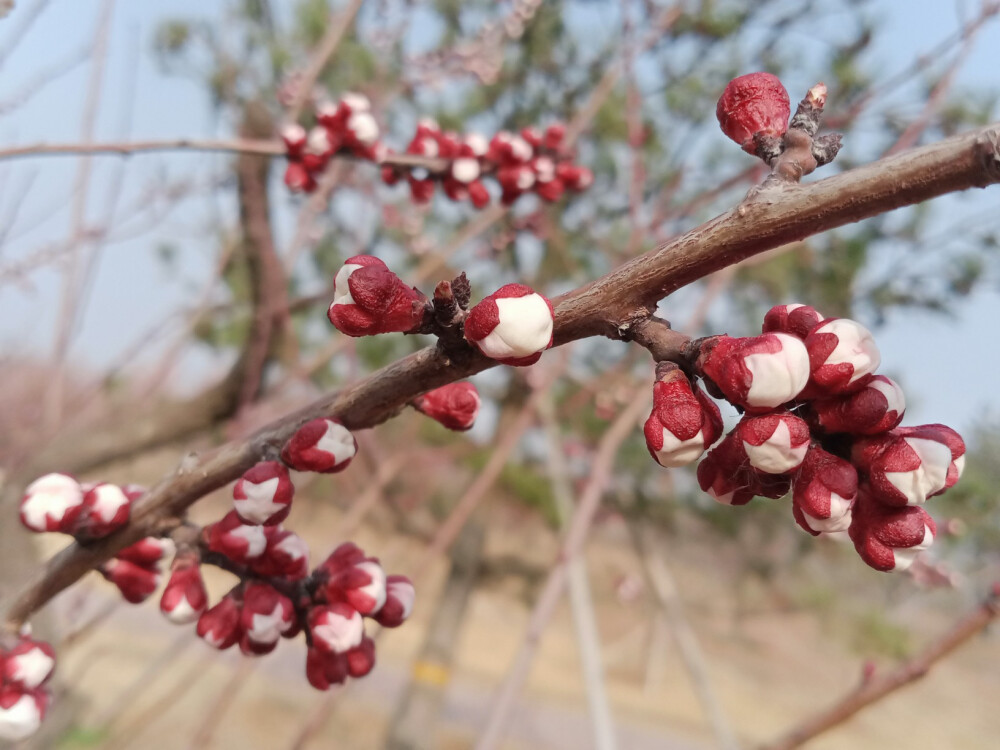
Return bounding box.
[760,587,1000,750]
[475,391,650,750]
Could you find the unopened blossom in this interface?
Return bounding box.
[804,318,881,394]
[697,333,810,411]
[464,283,554,366]
[810,375,905,435]
[19,473,84,533]
[327,255,425,337]
[792,447,858,535]
[643,367,722,468]
[232,461,294,526]
[716,72,790,153]
[849,492,936,572]
[413,382,481,431]
[281,418,357,474]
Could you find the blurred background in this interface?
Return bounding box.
[0,0,998,748]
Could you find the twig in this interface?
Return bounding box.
[475,390,650,750]
[285,0,365,123]
[760,587,1000,750]
[629,521,740,750]
[3,122,999,632]
[538,392,618,750]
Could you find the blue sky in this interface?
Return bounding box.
[0,0,998,431]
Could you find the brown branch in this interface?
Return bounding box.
[761,587,1000,750]
[284,0,365,123]
[3,122,999,632]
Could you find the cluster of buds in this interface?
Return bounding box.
[282,93,383,192]
[717,72,842,180]
[279,93,592,208]
[0,634,55,741]
[644,303,965,573]
[19,473,141,542]
[326,255,554,371]
[382,118,593,208]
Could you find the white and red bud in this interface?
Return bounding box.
[804,318,881,394]
[811,375,905,435]
[232,461,294,526]
[319,541,367,574]
[535,177,566,202]
[280,123,307,155]
[251,528,310,581]
[281,418,357,474]
[240,583,295,652]
[543,122,566,151]
[464,283,554,366]
[762,303,824,339]
[643,369,722,468]
[716,72,791,153]
[197,592,242,650]
[451,157,481,184]
[306,647,348,691]
[327,255,425,337]
[865,431,953,507]
[2,638,56,690]
[792,447,858,535]
[309,602,365,655]
[556,163,593,191]
[372,575,415,628]
[19,473,84,533]
[468,180,491,208]
[116,536,174,568]
[849,492,936,572]
[100,558,161,604]
[74,482,132,538]
[896,424,965,493]
[737,412,811,474]
[324,560,387,616]
[160,556,209,625]
[0,687,48,742]
[206,511,268,564]
[696,438,756,506]
[413,382,481,431]
[697,333,810,411]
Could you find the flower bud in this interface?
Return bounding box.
[2,638,56,690]
[716,72,790,153]
[240,583,295,651]
[309,603,365,655]
[792,447,858,535]
[116,536,175,568]
[696,438,756,506]
[160,557,209,625]
[19,473,84,533]
[206,511,268,564]
[736,412,811,474]
[251,528,310,581]
[468,180,491,208]
[643,369,722,468]
[866,432,952,507]
[280,123,307,155]
[0,687,48,742]
[100,558,161,604]
[306,647,348,691]
[697,333,810,411]
[464,283,554,366]
[281,418,357,474]
[804,318,881,394]
[413,382,481,431]
[849,492,936,572]
[896,424,965,493]
[197,592,242,650]
[323,560,387,616]
[75,483,132,539]
[346,636,377,678]
[284,162,316,193]
[810,375,905,435]
[762,303,823,339]
[373,575,415,628]
[327,255,425,337]
[233,461,294,526]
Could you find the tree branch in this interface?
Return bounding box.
[3,122,999,632]
[760,586,1000,750]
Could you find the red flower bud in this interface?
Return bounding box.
[75,483,132,539]
[251,528,310,580]
[160,557,209,624]
[281,418,357,474]
[232,461,294,526]
[811,375,905,435]
[468,180,491,208]
[0,687,48,742]
[413,382,481,431]
[896,424,965,494]
[716,72,790,153]
[792,447,858,535]
[644,371,722,468]
[762,303,824,339]
[117,536,174,567]
[346,636,377,678]
[2,638,56,690]
[100,558,161,604]
[849,491,936,572]
[464,283,554,366]
[373,575,415,628]
[197,591,242,650]
[206,511,268,564]
[19,473,83,533]
[736,412,811,474]
[309,603,365,655]
[697,333,810,411]
[240,583,295,651]
[306,646,348,690]
[284,162,316,193]
[327,255,425,337]
[323,560,387,616]
[866,431,953,507]
[804,318,881,395]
